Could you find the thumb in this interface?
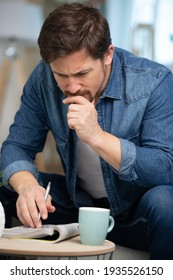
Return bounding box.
[91,98,96,105]
[47,204,56,213]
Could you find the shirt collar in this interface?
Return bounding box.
[100,47,122,100]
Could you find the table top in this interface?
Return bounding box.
[0,236,116,257]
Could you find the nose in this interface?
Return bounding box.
[66,77,81,94]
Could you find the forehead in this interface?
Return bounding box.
[50,49,101,74]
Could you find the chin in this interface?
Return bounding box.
[83,95,94,102]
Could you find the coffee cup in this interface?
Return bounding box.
[78,207,114,246]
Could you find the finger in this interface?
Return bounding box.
[23,193,44,227]
[47,204,56,213]
[36,192,54,221]
[16,203,27,226]
[68,104,81,112]
[46,195,56,213]
[67,111,79,120]
[63,96,90,105]
[36,199,48,221]
[67,118,77,130]
[91,98,95,104]
[22,194,43,227]
[17,199,37,228]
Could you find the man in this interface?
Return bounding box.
[1,2,173,259]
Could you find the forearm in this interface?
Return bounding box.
[88,130,173,186]
[9,170,40,194]
[88,130,122,171]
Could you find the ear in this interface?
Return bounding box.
[104,44,114,66]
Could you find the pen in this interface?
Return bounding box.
[37,182,51,222]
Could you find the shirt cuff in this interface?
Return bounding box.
[118,138,138,181]
[2,160,40,190]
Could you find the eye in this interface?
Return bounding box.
[56,73,67,78]
[76,71,89,77]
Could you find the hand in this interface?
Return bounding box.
[63,96,121,171]
[16,183,55,228]
[63,96,103,144]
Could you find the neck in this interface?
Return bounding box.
[94,63,112,104]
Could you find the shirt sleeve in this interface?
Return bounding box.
[116,72,173,186]
[1,64,48,187]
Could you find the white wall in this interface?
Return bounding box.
[154,0,173,65]
[105,0,134,50]
[0,45,40,146]
[105,0,173,68]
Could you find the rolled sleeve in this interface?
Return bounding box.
[118,138,138,181]
[2,160,40,190]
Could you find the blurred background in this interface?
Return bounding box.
[0,0,173,173]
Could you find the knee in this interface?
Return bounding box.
[144,185,173,225]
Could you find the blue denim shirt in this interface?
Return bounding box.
[1,47,173,217]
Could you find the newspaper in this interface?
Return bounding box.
[2,223,79,243]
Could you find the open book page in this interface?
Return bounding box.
[2,223,79,243]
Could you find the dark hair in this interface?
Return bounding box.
[38,1,111,63]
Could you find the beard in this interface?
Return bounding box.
[64,89,94,102]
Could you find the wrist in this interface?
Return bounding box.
[9,171,39,194]
[87,128,105,150]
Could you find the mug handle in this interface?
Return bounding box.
[107,216,114,233]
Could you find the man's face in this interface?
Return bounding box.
[50,47,113,103]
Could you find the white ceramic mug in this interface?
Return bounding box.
[79,207,114,246]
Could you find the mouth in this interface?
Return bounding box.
[64,90,93,102]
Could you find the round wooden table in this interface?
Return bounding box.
[0,236,115,259]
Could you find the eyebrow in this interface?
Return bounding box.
[52,68,93,77]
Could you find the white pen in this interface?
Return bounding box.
[37,182,51,222]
